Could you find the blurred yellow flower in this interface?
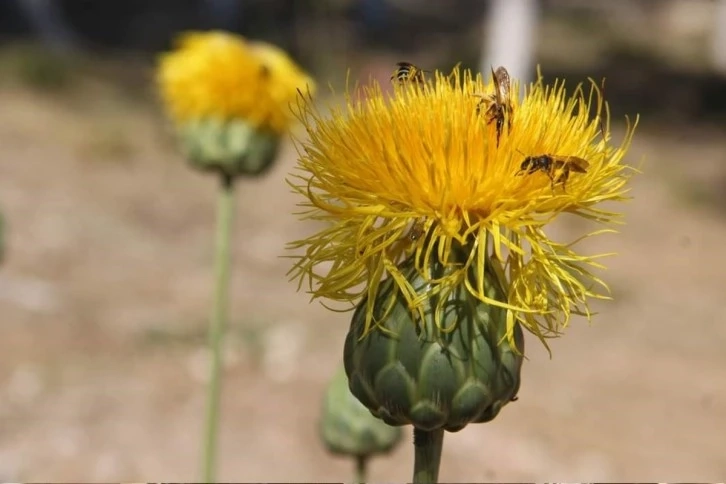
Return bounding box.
[287,66,638,349]
[156,30,315,135]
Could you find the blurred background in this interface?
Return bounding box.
[1,0,726,481]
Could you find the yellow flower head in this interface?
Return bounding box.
[156,30,315,135]
[287,65,638,349]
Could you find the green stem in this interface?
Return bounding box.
[412,428,445,484]
[202,173,236,483]
[354,455,368,484]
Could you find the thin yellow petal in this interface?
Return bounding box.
[287,63,638,348]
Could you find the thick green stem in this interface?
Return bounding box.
[412,428,445,484]
[354,455,368,484]
[202,173,236,483]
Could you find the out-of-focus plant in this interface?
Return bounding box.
[287,64,638,482]
[320,366,402,483]
[155,30,314,483]
[0,44,71,91]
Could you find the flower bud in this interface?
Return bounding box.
[179,118,280,177]
[344,243,524,432]
[319,365,402,457]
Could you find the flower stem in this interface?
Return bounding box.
[412,428,444,484]
[202,172,236,483]
[354,455,368,484]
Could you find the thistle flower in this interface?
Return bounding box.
[287,64,637,478]
[156,31,315,176]
[288,66,637,350]
[154,31,316,482]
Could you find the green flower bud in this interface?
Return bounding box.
[344,243,524,432]
[320,365,403,458]
[179,118,280,177]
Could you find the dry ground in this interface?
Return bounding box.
[1,55,726,482]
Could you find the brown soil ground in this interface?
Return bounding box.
[1,49,726,481]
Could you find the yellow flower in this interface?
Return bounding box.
[287,65,638,350]
[156,30,315,135]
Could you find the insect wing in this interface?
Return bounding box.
[491,66,511,105]
[563,156,590,173]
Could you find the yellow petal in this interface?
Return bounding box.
[287,64,638,349]
[156,30,314,135]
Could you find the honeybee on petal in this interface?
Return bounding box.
[391,61,428,85]
[516,154,590,192]
[473,65,513,146]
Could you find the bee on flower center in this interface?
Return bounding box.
[390,61,428,85]
[516,154,590,192]
[473,65,513,147]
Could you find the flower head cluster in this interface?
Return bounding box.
[156,31,315,135]
[287,65,637,349]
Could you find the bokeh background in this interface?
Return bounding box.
[1,0,726,481]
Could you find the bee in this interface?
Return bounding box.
[516,154,590,191]
[407,220,424,241]
[391,61,427,85]
[384,219,425,261]
[474,65,513,146]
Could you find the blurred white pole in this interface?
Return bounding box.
[481,0,539,91]
[712,0,726,74]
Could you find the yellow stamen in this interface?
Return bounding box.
[287,65,638,350]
